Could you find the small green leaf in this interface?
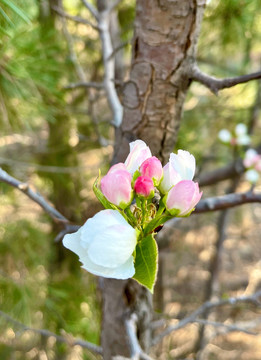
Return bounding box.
[133,234,158,293]
[143,214,172,236]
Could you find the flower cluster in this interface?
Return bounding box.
[63,140,202,291]
[218,123,250,146]
[243,149,261,183]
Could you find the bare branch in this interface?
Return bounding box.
[0,167,69,224]
[152,290,261,345]
[64,81,104,90]
[191,64,261,95]
[198,159,245,186]
[194,319,258,336]
[52,5,99,30]
[125,314,155,360]
[81,0,99,20]
[106,0,123,13]
[98,10,123,127]
[0,310,103,355]
[194,191,261,213]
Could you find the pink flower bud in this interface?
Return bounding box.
[166,180,202,216]
[108,162,128,174]
[134,176,154,198]
[125,140,152,174]
[140,156,163,186]
[101,167,133,209]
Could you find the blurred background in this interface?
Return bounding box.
[0,0,261,359]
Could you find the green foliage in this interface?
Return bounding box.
[133,234,158,293]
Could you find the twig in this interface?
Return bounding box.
[194,191,261,213]
[52,5,98,29]
[152,290,261,345]
[64,81,104,90]
[0,310,103,355]
[125,314,155,360]
[107,0,123,13]
[198,159,245,186]
[191,64,261,95]
[0,156,91,174]
[98,7,123,127]
[0,167,69,224]
[81,0,99,20]
[194,319,257,336]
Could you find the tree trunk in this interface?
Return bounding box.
[102,1,207,358]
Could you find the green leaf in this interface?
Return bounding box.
[143,214,172,236]
[133,234,158,293]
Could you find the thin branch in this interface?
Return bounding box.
[0,156,90,174]
[0,167,69,224]
[152,290,261,345]
[194,191,261,213]
[0,310,103,355]
[98,5,123,127]
[52,5,99,30]
[125,314,155,360]
[106,40,130,61]
[64,81,104,90]
[106,0,123,13]
[81,0,99,20]
[191,64,261,95]
[198,159,245,187]
[194,319,257,336]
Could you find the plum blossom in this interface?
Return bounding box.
[159,150,196,194]
[63,210,137,279]
[218,123,250,146]
[165,180,202,216]
[134,176,154,198]
[125,140,152,174]
[140,156,163,186]
[101,164,133,209]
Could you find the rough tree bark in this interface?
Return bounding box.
[101,1,207,359]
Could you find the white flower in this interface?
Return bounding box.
[245,169,259,184]
[124,140,152,174]
[235,123,247,136]
[218,129,231,143]
[169,150,196,182]
[236,134,250,146]
[63,210,137,279]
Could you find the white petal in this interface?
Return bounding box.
[245,169,259,183]
[235,123,247,136]
[218,129,231,143]
[170,150,195,180]
[88,224,137,267]
[63,228,88,262]
[80,209,130,248]
[81,255,135,279]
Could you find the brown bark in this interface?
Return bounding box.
[102,1,207,358]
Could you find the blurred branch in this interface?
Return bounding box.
[81,0,99,20]
[198,159,245,186]
[125,314,155,360]
[0,310,103,355]
[98,4,123,127]
[152,290,261,345]
[194,319,258,336]
[194,190,261,213]
[191,64,261,95]
[64,81,104,90]
[52,5,99,29]
[107,0,123,13]
[0,156,91,174]
[0,167,69,224]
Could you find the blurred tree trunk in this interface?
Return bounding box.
[102,1,206,358]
